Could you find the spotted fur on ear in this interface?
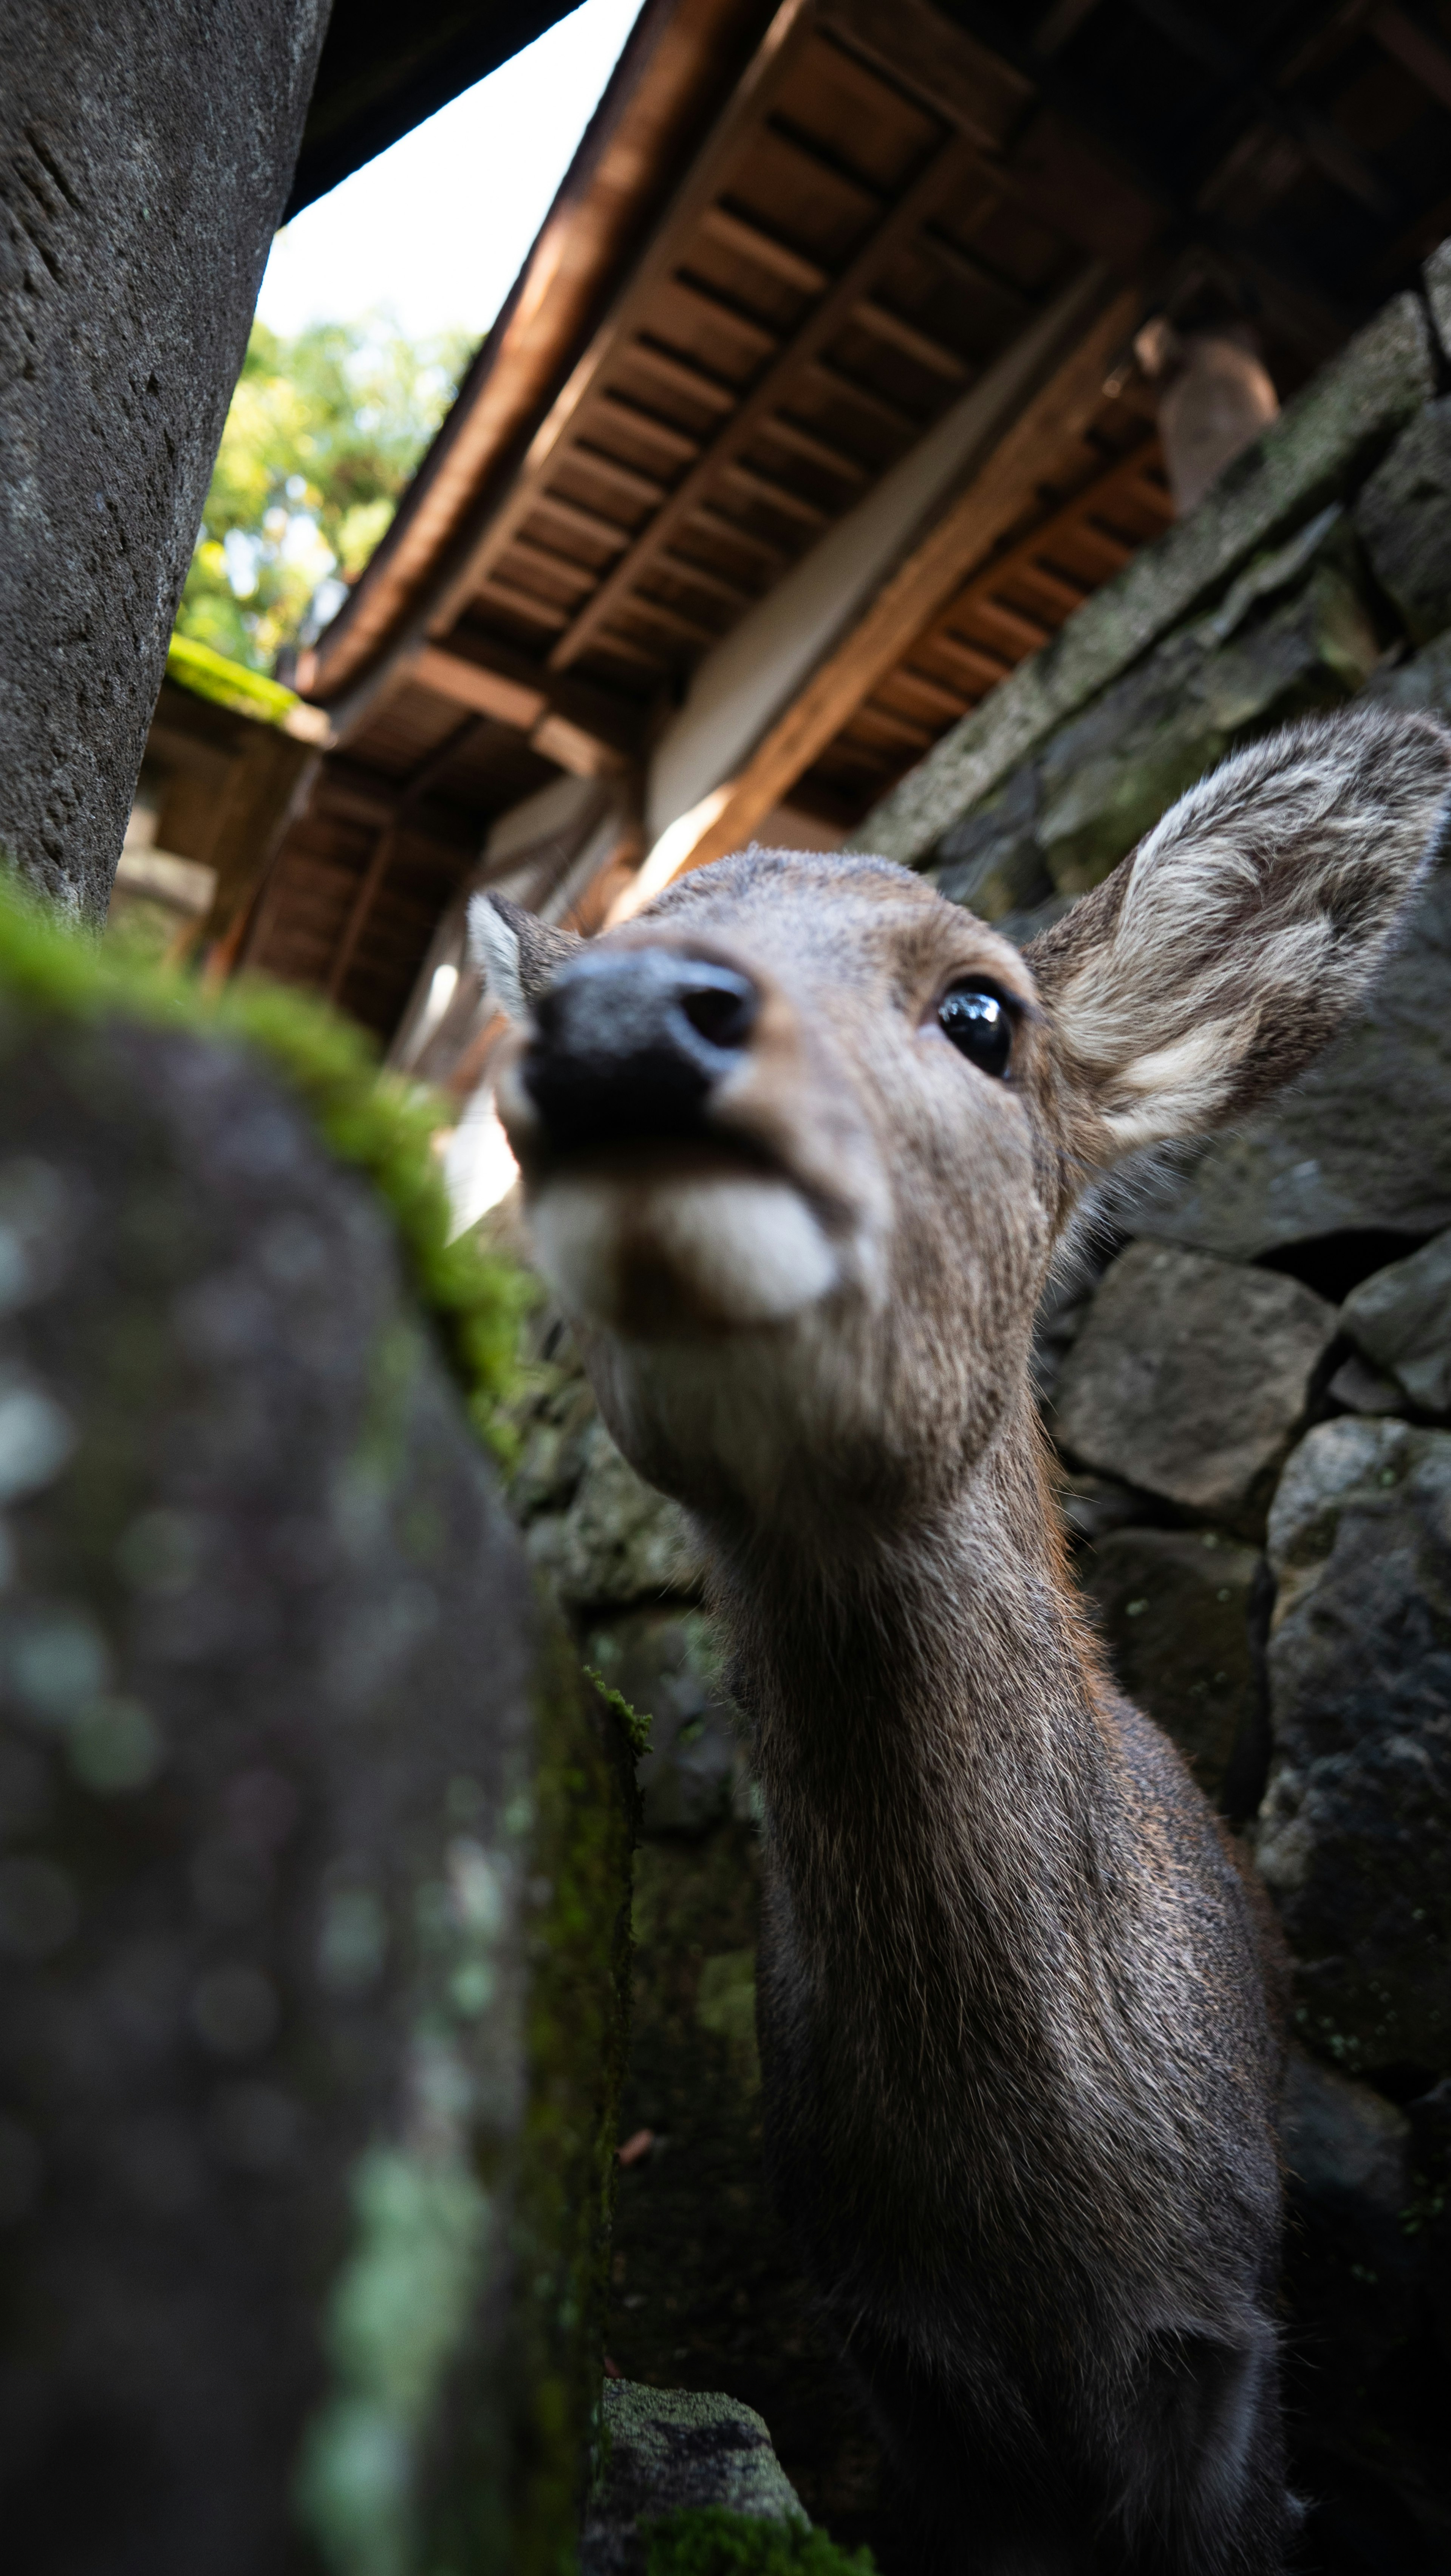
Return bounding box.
[1026,705,1451,1171]
[467,892,583,1021]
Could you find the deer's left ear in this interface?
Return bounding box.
[467,892,584,1022]
[1025,706,1451,1170]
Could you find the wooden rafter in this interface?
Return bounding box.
[548,131,975,671]
[631,286,1142,877]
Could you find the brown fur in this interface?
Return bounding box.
[475,709,1451,2574]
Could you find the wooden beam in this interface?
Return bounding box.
[817,0,1033,152]
[411,643,547,729]
[549,134,973,672]
[717,458,829,523]
[852,299,972,380]
[624,339,738,414]
[407,638,642,772]
[195,724,320,948]
[648,287,1140,874]
[423,0,823,639]
[757,413,872,481]
[328,716,481,1005]
[565,447,671,510]
[698,202,829,294]
[527,491,635,554]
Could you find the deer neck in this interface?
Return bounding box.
[705,1393,1129,2071]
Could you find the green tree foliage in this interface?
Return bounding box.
[176,315,473,672]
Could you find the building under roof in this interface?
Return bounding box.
[194,0,1451,1085]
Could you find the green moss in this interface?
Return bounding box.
[583,1665,653,1758]
[0,879,535,1459]
[496,1649,639,2574]
[165,631,301,726]
[644,2508,877,2573]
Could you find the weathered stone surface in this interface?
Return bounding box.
[585,1608,739,1837]
[0,954,634,2571]
[933,764,1053,918]
[0,1,330,921]
[1281,2049,1419,2378]
[855,292,1433,868]
[1341,1228,1451,1415]
[1036,509,1381,892]
[1427,234,1451,369]
[507,1328,705,1614]
[1354,396,1451,647]
[929,507,1383,909]
[527,1416,704,1610]
[1052,1242,1337,1533]
[580,2383,806,2574]
[1362,619,1451,717]
[1327,1353,1405,1416]
[1256,1416,1451,2078]
[1077,1527,1261,1802]
[1130,837,1451,1259]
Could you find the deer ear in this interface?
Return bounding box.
[467,893,583,1021]
[1025,707,1451,1170]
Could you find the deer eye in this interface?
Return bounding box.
[938,982,1013,1078]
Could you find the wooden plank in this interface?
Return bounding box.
[564,447,671,509]
[505,534,599,597]
[657,549,757,605]
[717,458,829,523]
[550,133,972,671]
[699,201,829,293]
[691,500,788,563]
[623,339,738,413]
[594,391,702,464]
[662,275,780,364]
[852,297,972,379]
[476,574,572,631]
[816,0,1032,152]
[805,356,923,434]
[615,590,723,647]
[917,227,1033,312]
[755,412,871,480]
[649,286,1139,873]
[426,0,823,638]
[527,490,635,553]
[411,643,548,729]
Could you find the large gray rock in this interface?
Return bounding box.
[1053,1242,1337,1535]
[1353,396,1451,647]
[856,289,1434,867]
[580,2383,806,2575]
[1256,1416,1451,2078]
[1341,1228,1451,1415]
[0,0,330,921]
[1077,1526,1262,1804]
[1130,834,1451,1260]
[0,934,635,2570]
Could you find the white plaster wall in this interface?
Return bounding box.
[645,268,1108,845]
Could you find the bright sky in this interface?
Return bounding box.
[257,0,645,346]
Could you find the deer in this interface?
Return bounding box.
[470,705,1451,2575]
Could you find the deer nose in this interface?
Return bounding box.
[522,947,760,1151]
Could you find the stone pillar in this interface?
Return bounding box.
[0,907,635,2571]
[0,0,333,925]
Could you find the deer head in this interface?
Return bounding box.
[472,709,1451,1535]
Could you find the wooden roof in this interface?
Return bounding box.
[235,0,1451,1040]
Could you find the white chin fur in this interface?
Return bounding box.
[529,1171,838,1332]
